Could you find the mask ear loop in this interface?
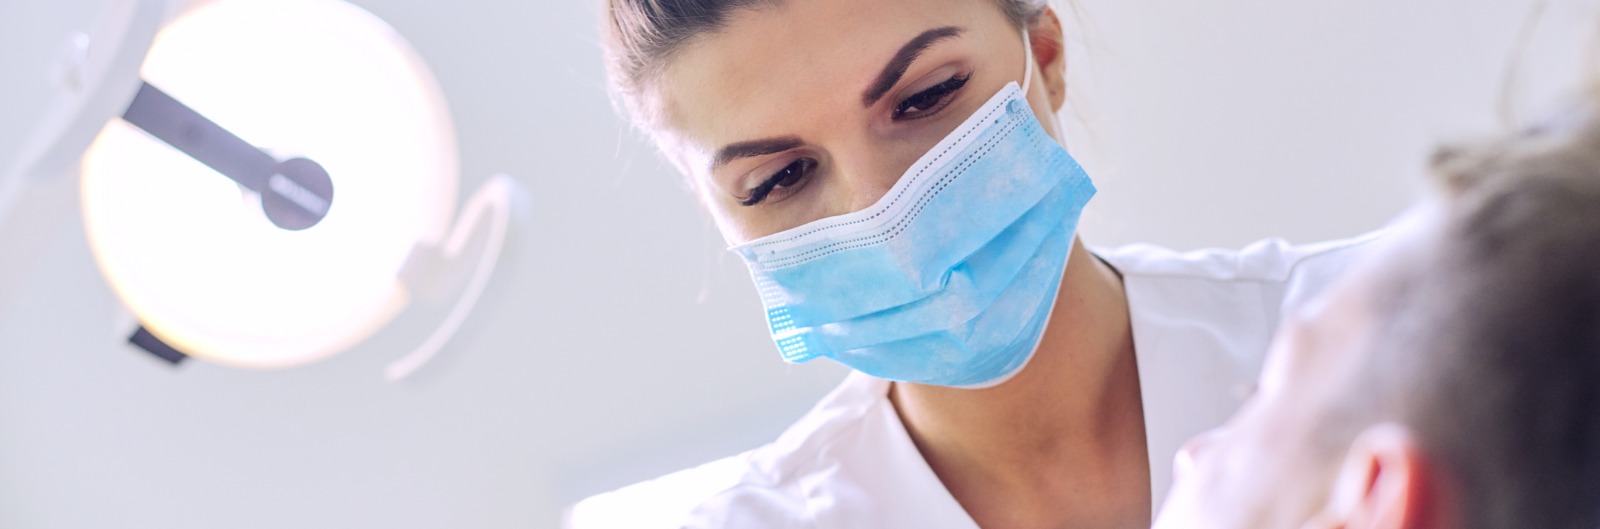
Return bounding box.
[1020,27,1034,94]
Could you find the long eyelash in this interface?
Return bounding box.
[894,73,970,119]
[740,177,782,207]
[740,159,810,206]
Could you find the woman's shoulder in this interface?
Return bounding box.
[1095,230,1387,332]
[565,372,953,528]
[1093,230,1385,285]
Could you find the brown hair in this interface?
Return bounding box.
[599,0,1050,128]
[1337,94,1600,529]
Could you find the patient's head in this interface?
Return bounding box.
[1153,98,1600,529]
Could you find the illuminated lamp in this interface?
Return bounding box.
[1,0,516,380]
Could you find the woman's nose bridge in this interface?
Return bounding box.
[827,140,909,216]
[839,172,895,214]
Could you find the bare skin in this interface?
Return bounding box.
[892,242,1149,528]
[654,0,1150,526]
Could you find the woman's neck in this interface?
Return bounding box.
[888,240,1151,528]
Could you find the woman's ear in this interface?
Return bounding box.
[1028,7,1068,113]
[1313,424,1441,529]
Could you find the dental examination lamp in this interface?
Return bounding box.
[0,0,519,380]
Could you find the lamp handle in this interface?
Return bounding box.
[384,173,518,381]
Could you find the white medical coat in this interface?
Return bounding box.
[569,235,1378,529]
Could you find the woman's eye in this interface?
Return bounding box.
[894,74,970,121]
[740,158,815,207]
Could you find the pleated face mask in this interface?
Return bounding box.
[728,29,1096,388]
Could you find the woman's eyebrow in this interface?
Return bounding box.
[712,136,805,171]
[861,26,965,108]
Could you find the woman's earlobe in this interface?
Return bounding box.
[1029,8,1069,112]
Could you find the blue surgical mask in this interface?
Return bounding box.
[729,30,1095,388]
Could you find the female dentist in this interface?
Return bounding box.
[575,0,1375,527]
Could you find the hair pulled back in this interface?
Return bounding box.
[600,0,1049,126]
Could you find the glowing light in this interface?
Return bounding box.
[80,0,459,368]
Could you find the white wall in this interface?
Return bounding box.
[0,0,1589,527]
[1068,0,1594,248]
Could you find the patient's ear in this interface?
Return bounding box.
[1313,424,1443,529]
